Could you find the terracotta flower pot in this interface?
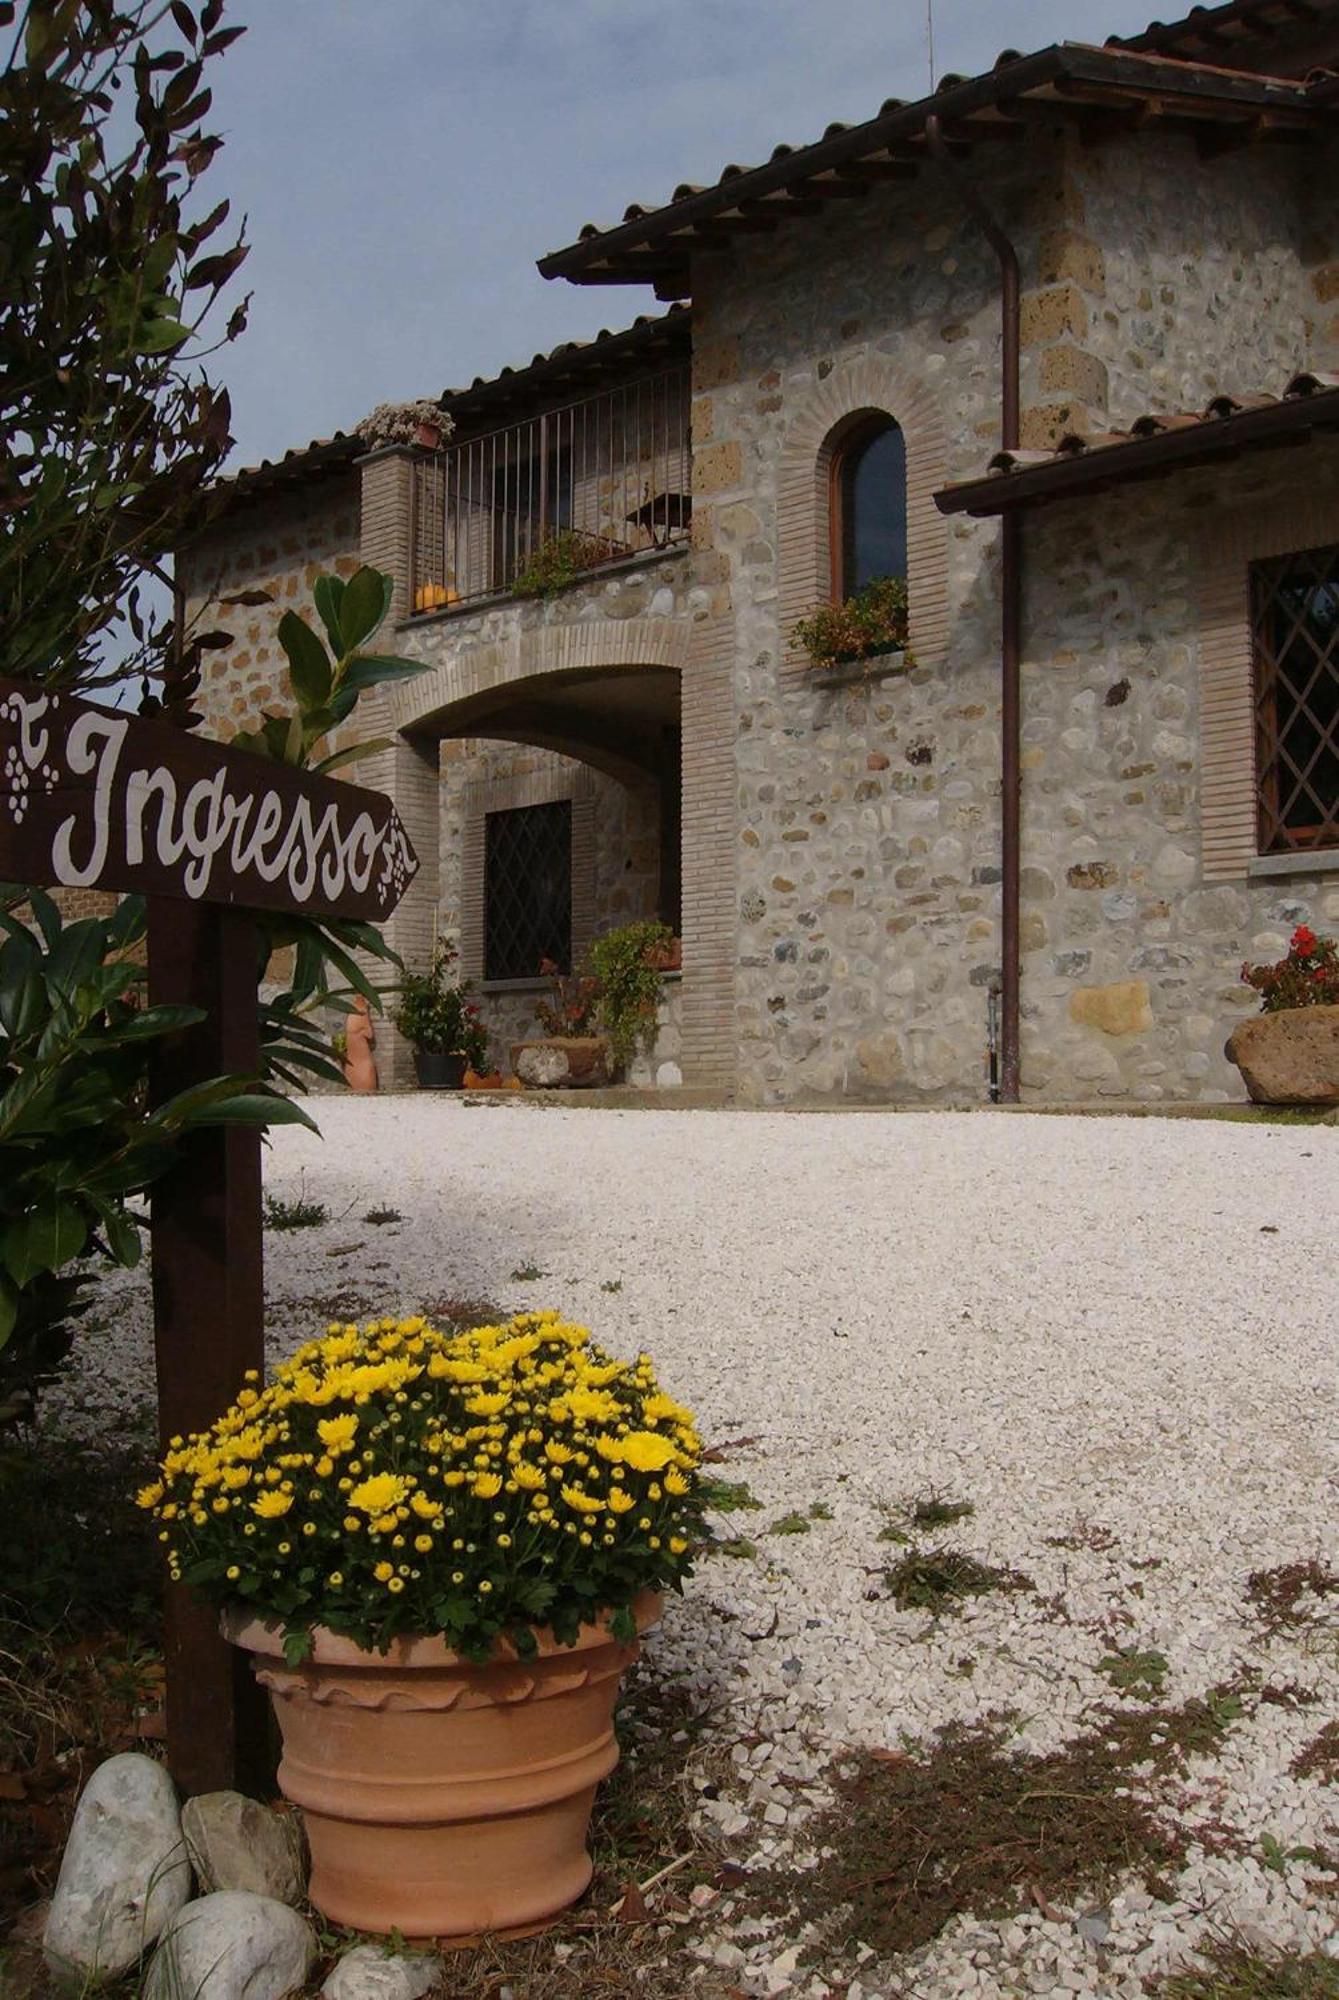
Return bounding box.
[224,1592,660,1940]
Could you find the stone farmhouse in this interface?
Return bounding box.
[181,0,1339,1102]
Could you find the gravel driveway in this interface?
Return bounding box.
[64,1101,1339,1996]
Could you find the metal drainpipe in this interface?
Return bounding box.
[924,114,1023,1101]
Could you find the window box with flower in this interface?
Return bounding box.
[791,575,913,685]
[1226,925,1339,1104]
[139,1309,705,1940]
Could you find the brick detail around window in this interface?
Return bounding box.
[679,600,737,1091]
[459,765,597,985]
[1195,484,1339,881]
[775,356,949,679]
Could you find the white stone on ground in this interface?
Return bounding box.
[143,1891,315,2000]
[54,1102,1339,1997]
[181,1791,307,1906]
[321,1941,442,1998]
[42,1751,190,1985]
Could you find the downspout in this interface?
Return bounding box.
[924,114,1022,1102]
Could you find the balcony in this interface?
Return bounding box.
[409,365,691,615]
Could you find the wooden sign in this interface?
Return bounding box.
[1,669,420,1799]
[0,675,416,920]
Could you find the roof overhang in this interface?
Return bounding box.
[538,43,1335,297]
[1112,0,1339,76]
[935,381,1339,517]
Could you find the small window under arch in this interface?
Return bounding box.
[831,415,907,600]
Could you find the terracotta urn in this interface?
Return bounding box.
[223,1592,660,1940]
[1225,1003,1339,1104]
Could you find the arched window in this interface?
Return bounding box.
[831,415,907,601]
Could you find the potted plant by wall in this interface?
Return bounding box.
[1227,924,1339,1104]
[392,941,487,1089]
[589,919,675,1079]
[791,574,913,683]
[512,959,609,1088]
[139,1309,703,1940]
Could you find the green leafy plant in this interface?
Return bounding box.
[1242,925,1339,1012]
[0,888,312,1423]
[392,941,487,1065]
[510,530,621,601]
[262,1186,328,1232]
[791,575,912,674]
[1098,1646,1169,1700]
[142,1310,704,1662]
[883,1546,1033,1616]
[1,0,250,704]
[588,920,674,1076]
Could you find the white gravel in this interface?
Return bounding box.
[56,1100,1339,1997]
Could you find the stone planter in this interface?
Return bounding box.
[414,1049,467,1089]
[810,647,908,689]
[512,1036,611,1089]
[1225,1004,1339,1104]
[224,1594,660,1940]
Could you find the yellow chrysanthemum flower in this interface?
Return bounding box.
[349,1472,410,1516]
[606,1486,636,1514]
[317,1414,359,1454]
[472,1472,503,1500]
[251,1491,294,1519]
[613,1431,676,1473]
[561,1484,605,1517]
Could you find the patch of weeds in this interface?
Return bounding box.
[419,1294,504,1331]
[0,1434,163,1929]
[1258,1831,1333,1876]
[876,1519,911,1546]
[510,1261,545,1282]
[770,1511,811,1537]
[908,1491,975,1531]
[1260,1680,1320,1710]
[262,1181,328,1231]
[713,1537,758,1560]
[1045,1522,1118,1553]
[362,1206,402,1226]
[599,1278,623,1294]
[698,1476,761,1514]
[1292,1720,1339,1783]
[882,1545,1033,1616]
[809,1500,833,1522]
[1245,1560,1339,1638]
[1155,1941,1339,1999]
[283,1288,377,1322]
[1098,1646,1170,1700]
[761,1692,1244,1962]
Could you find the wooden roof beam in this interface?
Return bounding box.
[833,158,919,182]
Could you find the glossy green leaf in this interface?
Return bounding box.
[2,1198,88,1287]
[337,567,393,652]
[277,610,332,710]
[312,573,345,654]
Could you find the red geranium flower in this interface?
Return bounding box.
[1292,925,1317,954]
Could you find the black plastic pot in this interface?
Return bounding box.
[414,1050,468,1090]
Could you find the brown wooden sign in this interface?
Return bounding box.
[2,669,421,1797]
[0,675,416,921]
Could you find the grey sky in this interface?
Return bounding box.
[208,0,1167,469]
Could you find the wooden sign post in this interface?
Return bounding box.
[0,676,418,1793]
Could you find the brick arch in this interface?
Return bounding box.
[384,616,691,735]
[776,357,950,671]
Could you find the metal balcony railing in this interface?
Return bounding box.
[409,366,691,614]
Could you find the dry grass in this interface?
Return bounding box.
[1154,1939,1339,1997]
[1245,1562,1339,1639]
[760,1694,1246,1964]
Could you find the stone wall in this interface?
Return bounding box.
[689,131,1339,1106]
[178,476,362,740]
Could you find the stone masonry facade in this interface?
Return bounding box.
[183,104,1339,1103]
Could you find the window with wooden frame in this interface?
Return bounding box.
[829,414,908,600]
[1251,544,1339,854]
[483,801,572,980]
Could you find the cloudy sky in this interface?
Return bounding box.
[205,0,1168,469]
